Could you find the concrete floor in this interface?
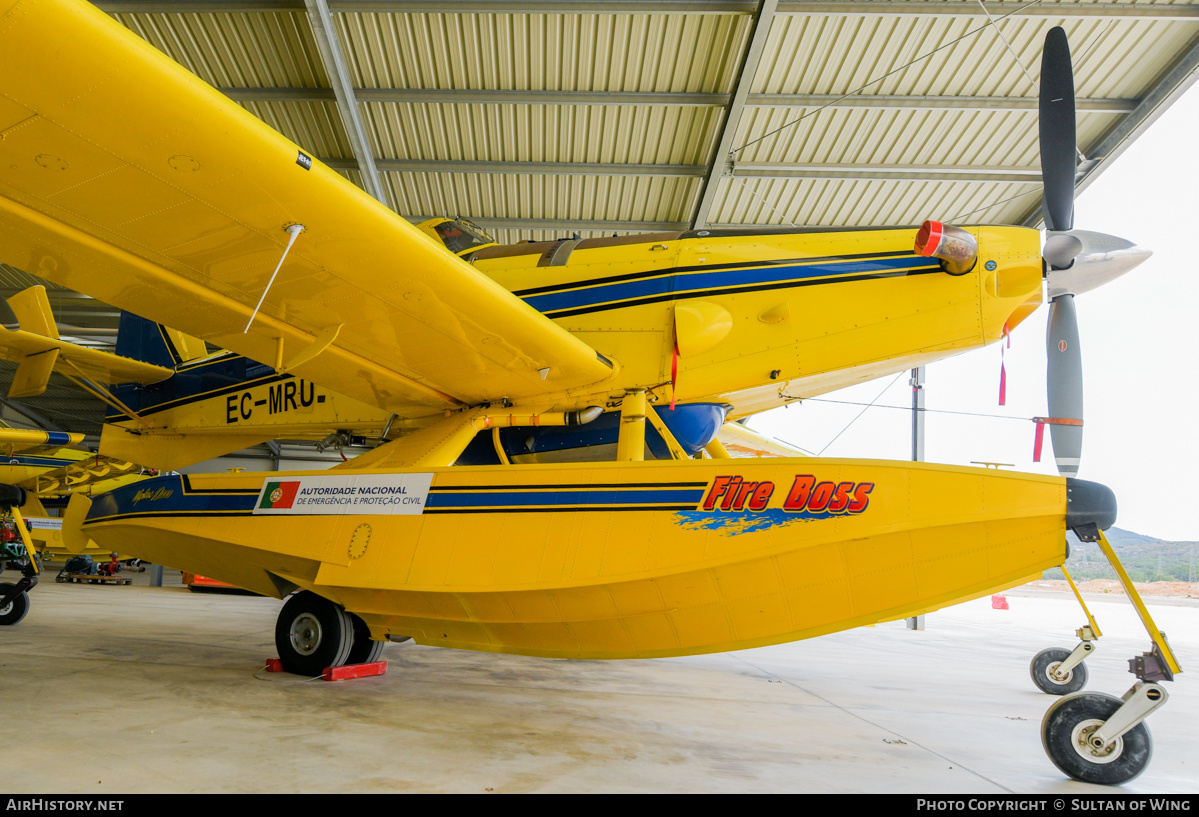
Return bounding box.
[3,568,1197,794]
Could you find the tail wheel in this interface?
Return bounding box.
[0,582,29,625]
[1042,693,1152,785]
[346,612,385,665]
[1031,647,1088,695]
[274,591,353,676]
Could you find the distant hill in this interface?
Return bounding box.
[1042,527,1199,582]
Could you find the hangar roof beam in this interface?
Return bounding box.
[692,0,778,230]
[302,0,387,204]
[775,1,1199,19]
[325,158,1043,184]
[95,1,1199,17]
[406,216,690,232]
[219,87,1139,114]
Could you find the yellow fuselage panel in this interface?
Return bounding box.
[83,458,1066,659]
[475,226,1043,413]
[103,225,1039,445]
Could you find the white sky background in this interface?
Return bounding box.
[750,85,1199,542]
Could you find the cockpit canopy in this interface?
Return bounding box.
[416,218,498,258]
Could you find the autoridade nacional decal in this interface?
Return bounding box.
[253,473,434,515]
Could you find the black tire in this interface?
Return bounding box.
[1031,647,1088,695]
[1042,692,1153,785]
[274,591,353,676]
[346,612,385,665]
[0,582,29,625]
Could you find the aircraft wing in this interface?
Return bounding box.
[0,286,173,398]
[0,428,85,457]
[13,452,144,496]
[0,328,172,389]
[0,0,614,418]
[0,427,145,495]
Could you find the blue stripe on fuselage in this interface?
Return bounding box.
[86,475,257,522]
[106,354,279,421]
[3,455,75,467]
[426,488,705,509]
[519,256,930,315]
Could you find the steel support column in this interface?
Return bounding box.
[303,0,388,205]
[691,0,779,229]
[907,365,925,631]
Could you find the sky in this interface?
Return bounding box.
[751,84,1199,543]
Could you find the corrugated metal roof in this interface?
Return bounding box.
[83,2,1199,237]
[382,172,699,225]
[239,99,355,156]
[358,102,724,163]
[335,11,751,92]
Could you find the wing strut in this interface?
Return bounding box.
[245,224,305,333]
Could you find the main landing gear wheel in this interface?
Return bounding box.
[274,591,353,676]
[1042,693,1153,785]
[1031,647,1089,695]
[346,612,385,665]
[0,582,29,625]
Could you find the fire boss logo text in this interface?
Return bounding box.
[702,475,874,514]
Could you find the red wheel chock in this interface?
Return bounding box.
[264,658,387,680]
[322,661,387,681]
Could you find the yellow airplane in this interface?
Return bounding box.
[0,284,163,558]
[0,0,1179,785]
[0,425,146,551]
[0,427,128,625]
[0,428,87,568]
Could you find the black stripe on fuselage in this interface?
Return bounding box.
[511,250,915,298]
[427,482,710,491]
[87,505,696,523]
[542,265,942,320]
[422,505,697,514]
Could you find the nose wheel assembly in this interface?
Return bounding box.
[1031,640,1092,696]
[1036,526,1182,785]
[1030,565,1100,696]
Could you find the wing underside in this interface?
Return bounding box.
[0,0,614,418]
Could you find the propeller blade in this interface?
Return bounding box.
[1046,294,1083,477]
[1040,26,1076,234]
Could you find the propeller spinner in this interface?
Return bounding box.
[1035,26,1151,478]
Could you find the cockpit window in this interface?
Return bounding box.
[432,219,496,256]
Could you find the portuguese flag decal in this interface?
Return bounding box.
[259,480,300,510]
